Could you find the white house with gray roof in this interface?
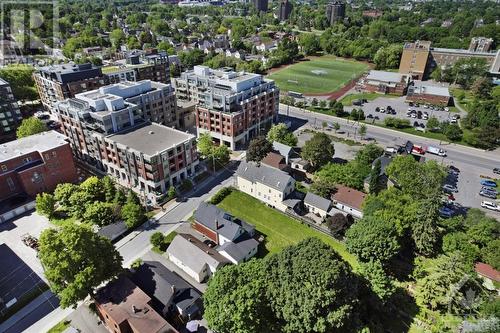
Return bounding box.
[166,233,229,283]
[235,161,295,211]
[304,192,332,218]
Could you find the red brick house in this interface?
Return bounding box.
[0,131,78,202]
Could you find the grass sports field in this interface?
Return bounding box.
[267,56,369,94]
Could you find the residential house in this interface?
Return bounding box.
[131,261,202,320]
[94,275,179,333]
[304,192,332,218]
[331,185,366,219]
[256,41,277,53]
[235,161,295,212]
[363,155,395,191]
[193,202,255,245]
[475,262,500,291]
[272,141,293,164]
[261,151,289,172]
[166,233,229,283]
[216,237,260,264]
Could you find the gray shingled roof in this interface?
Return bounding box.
[194,202,254,241]
[236,161,293,192]
[130,261,201,313]
[217,238,259,263]
[304,192,332,212]
[166,235,227,274]
[272,141,292,157]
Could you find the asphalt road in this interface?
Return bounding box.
[280,104,500,171]
[280,103,500,217]
[117,163,236,265]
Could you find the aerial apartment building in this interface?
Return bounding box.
[33,63,108,111]
[326,1,346,26]
[54,80,196,202]
[0,78,22,143]
[103,52,171,85]
[174,66,279,150]
[276,0,293,22]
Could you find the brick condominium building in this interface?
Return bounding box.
[33,63,108,111]
[104,123,198,200]
[0,78,22,143]
[174,66,279,150]
[0,131,78,202]
[104,52,171,85]
[54,80,196,201]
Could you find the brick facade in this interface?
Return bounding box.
[0,133,78,201]
[192,221,218,244]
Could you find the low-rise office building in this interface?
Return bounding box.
[362,70,410,95]
[0,78,22,143]
[0,131,78,202]
[406,81,451,106]
[33,63,108,111]
[174,66,279,150]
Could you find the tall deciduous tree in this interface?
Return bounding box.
[36,193,56,218]
[38,224,123,308]
[54,183,78,209]
[346,216,401,264]
[16,117,47,138]
[301,132,334,169]
[246,136,272,163]
[266,123,298,147]
[204,238,361,333]
[83,202,115,226]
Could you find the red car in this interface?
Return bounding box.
[412,145,426,155]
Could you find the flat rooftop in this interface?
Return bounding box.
[366,70,406,83]
[0,130,69,163]
[107,123,194,156]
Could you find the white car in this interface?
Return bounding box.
[481,201,499,211]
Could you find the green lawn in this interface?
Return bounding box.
[267,56,369,94]
[47,320,71,333]
[450,87,473,112]
[217,190,359,268]
[339,92,399,106]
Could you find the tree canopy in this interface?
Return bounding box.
[16,117,47,139]
[204,238,361,333]
[39,224,123,308]
[266,123,298,147]
[301,132,334,169]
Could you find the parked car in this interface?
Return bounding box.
[480,180,497,187]
[481,186,498,195]
[439,206,454,218]
[367,114,373,119]
[444,107,449,112]
[481,201,499,211]
[407,112,412,117]
[375,107,380,112]
[374,115,380,120]
[443,184,458,193]
[409,102,414,107]
[411,113,417,118]
[493,168,500,175]
[479,190,497,199]
[380,108,386,113]
[391,110,397,115]
[449,165,460,173]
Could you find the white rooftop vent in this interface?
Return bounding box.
[149,131,154,135]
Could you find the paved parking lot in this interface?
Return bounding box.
[0,211,51,283]
[345,96,462,128]
[422,154,500,218]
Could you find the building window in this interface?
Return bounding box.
[1,165,7,172]
[32,172,42,183]
[6,177,15,190]
[52,151,57,157]
[23,157,32,163]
